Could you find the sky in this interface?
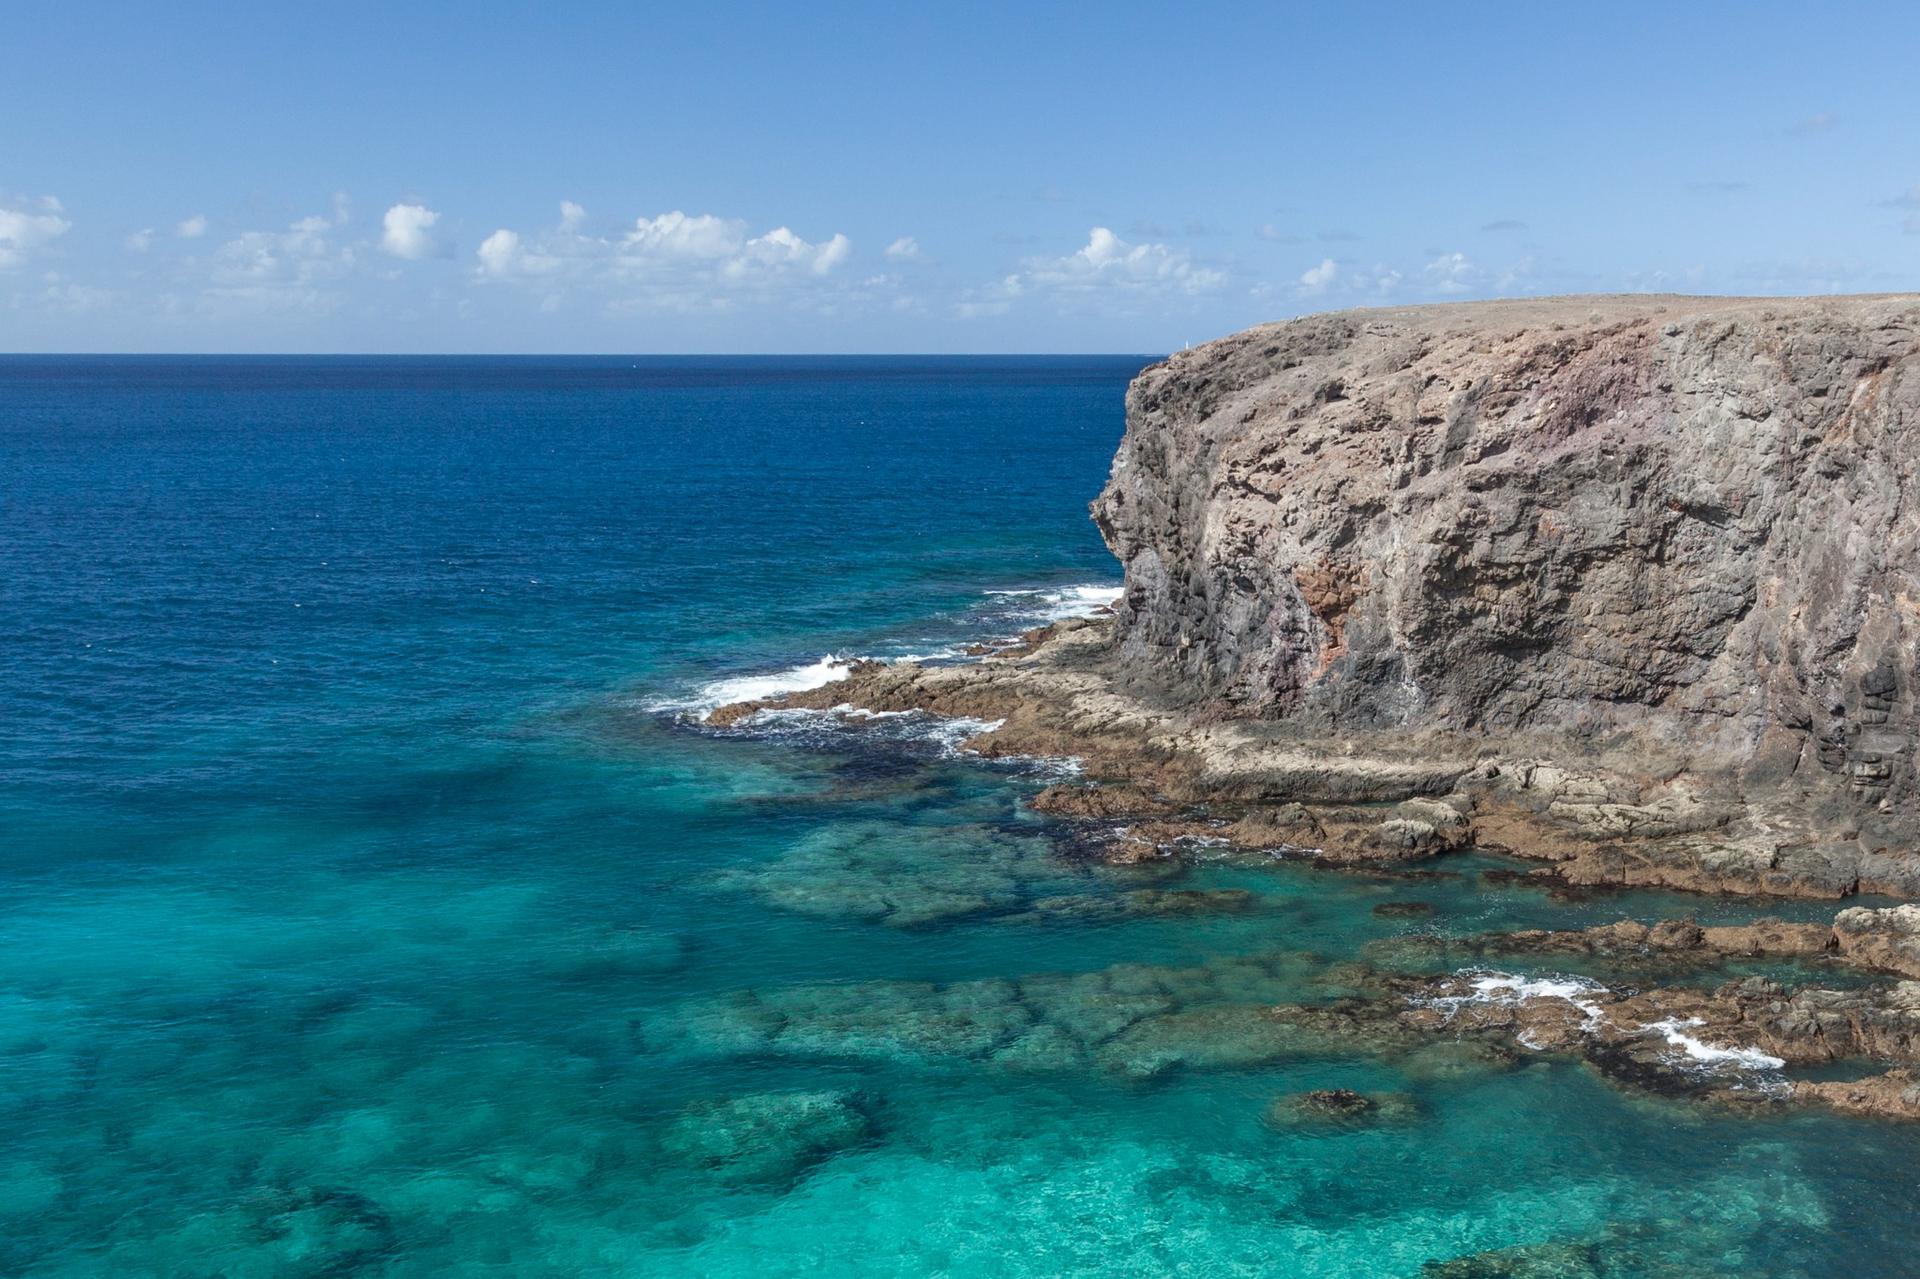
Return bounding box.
[4,2,1919,353]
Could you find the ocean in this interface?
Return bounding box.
[3,355,1917,1276]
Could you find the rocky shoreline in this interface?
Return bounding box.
[712,611,1920,901]
[706,617,1920,1120]
[704,295,1920,1124]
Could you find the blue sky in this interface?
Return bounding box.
[4,2,1918,352]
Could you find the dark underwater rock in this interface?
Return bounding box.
[658,1089,873,1187]
[1263,1087,1418,1128]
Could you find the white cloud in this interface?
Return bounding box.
[623,210,750,261]
[1287,257,1405,305]
[1298,257,1339,293]
[1423,251,1480,294]
[0,196,72,270]
[477,228,561,279]
[474,207,856,306]
[956,228,1225,319]
[1010,226,1226,298]
[201,213,355,312]
[177,214,208,239]
[125,227,156,253]
[379,202,443,259]
[884,236,921,260]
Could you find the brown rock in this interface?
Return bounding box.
[1794,1069,1920,1121]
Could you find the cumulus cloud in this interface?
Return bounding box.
[1287,256,1404,304]
[473,206,855,305]
[1423,251,1481,294]
[0,196,72,270]
[125,227,156,253]
[379,202,443,259]
[177,214,208,239]
[1298,258,1339,294]
[884,236,921,260]
[1257,224,1304,244]
[1027,227,1224,294]
[956,227,1225,319]
[202,212,355,311]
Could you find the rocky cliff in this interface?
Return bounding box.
[1093,295,1920,838]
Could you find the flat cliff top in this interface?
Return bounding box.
[1195,292,1920,349]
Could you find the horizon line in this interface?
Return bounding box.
[0,350,1173,359]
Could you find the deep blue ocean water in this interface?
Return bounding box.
[4,355,1919,1277]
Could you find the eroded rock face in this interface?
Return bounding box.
[1093,296,1920,835]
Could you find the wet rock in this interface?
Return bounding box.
[1019,887,1255,923]
[658,1089,873,1186]
[1372,901,1435,918]
[1422,1239,1613,1278]
[139,1185,397,1279]
[1017,969,1175,1045]
[767,979,1034,1062]
[988,1023,1089,1072]
[1396,1038,1520,1081]
[1228,795,1474,864]
[1400,966,1920,1108]
[718,821,1059,928]
[1125,887,1255,915]
[1028,783,1170,819]
[1793,1068,1920,1121]
[1443,917,1833,971]
[1263,1088,1418,1128]
[1094,1005,1314,1078]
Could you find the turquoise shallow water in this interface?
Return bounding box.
[4,356,1919,1276]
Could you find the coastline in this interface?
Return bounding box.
[705,613,1920,1122]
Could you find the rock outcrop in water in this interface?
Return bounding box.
[715,297,1920,901]
[1097,295,1920,781]
[1091,294,1920,866]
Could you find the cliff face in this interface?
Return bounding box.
[1093,296,1920,825]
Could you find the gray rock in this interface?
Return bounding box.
[1093,295,1920,872]
[1833,904,1920,979]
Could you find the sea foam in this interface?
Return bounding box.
[649,655,856,721]
[984,583,1122,625]
[1641,1018,1787,1071]
[1416,969,1786,1072]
